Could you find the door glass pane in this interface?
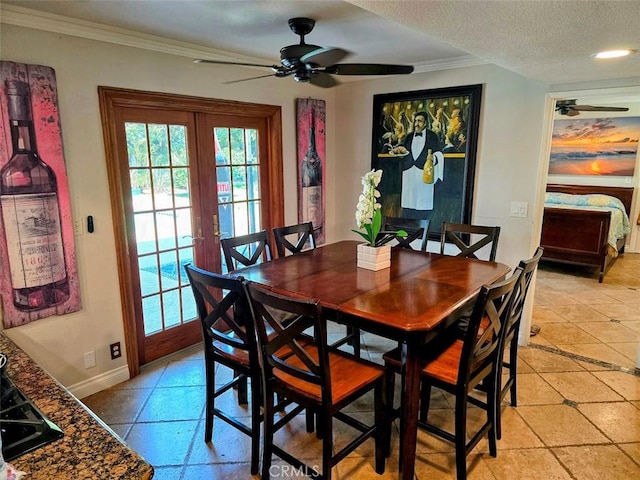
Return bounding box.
[148,124,170,166]
[126,123,150,167]
[134,212,156,255]
[232,166,247,202]
[153,168,173,209]
[138,254,159,296]
[125,121,197,339]
[247,165,260,200]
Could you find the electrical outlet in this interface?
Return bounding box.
[74,217,84,235]
[84,351,96,369]
[110,342,122,360]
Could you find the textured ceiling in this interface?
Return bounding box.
[2,0,639,87]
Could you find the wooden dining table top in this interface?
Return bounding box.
[235,240,511,336]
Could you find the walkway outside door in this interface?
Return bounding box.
[99,88,283,375]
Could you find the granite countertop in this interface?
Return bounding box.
[0,333,154,479]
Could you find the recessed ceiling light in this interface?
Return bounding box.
[593,49,636,59]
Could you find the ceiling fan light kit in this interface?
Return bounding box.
[195,17,414,88]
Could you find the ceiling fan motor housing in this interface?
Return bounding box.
[280,44,322,67]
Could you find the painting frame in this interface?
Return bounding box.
[371,84,482,240]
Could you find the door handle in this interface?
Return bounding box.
[213,214,220,237]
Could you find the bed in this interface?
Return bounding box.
[540,184,633,282]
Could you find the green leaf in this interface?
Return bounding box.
[395,229,408,237]
[371,209,382,241]
[351,230,371,243]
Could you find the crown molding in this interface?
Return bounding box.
[412,56,487,74]
[0,4,272,65]
[1,4,486,74]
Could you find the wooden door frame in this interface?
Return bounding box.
[98,87,284,377]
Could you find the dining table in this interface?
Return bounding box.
[236,240,511,480]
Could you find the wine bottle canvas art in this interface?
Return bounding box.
[0,61,81,327]
[296,98,326,244]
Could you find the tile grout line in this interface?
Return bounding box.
[529,343,640,378]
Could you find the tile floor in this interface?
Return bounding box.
[83,254,640,480]
[532,252,640,371]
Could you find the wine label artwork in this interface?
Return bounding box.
[296,98,326,244]
[0,61,81,328]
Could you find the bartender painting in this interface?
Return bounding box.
[392,111,444,219]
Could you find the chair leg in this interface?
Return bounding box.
[322,413,333,480]
[204,360,215,442]
[352,328,361,357]
[419,380,432,423]
[306,407,315,433]
[237,373,248,405]
[509,339,518,407]
[487,374,498,457]
[383,369,396,458]
[454,392,468,480]
[261,388,275,480]
[250,376,261,475]
[374,380,387,474]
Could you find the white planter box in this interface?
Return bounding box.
[357,243,391,271]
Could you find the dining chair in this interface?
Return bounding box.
[184,264,262,474]
[221,230,272,272]
[380,216,429,251]
[440,222,501,261]
[272,221,317,257]
[244,280,388,480]
[495,246,543,439]
[382,267,521,480]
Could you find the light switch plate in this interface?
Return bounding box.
[510,201,528,218]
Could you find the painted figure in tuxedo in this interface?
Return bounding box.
[393,111,444,219]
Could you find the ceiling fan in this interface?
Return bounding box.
[555,99,629,117]
[194,17,414,88]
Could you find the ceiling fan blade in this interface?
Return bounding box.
[222,73,280,85]
[194,59,277,69]
[574,105,629,112]
[328,64,414,75]
[300,47,349,67]
[309,72,339,88]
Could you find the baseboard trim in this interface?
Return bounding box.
[68,366,130,400]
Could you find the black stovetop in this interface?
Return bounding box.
[1,354,64,461]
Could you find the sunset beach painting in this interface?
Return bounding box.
[549,116,640,176]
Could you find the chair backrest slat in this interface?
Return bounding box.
[440,222,501,261]
[506,246,544,337]
[185,263,252,354]
[461,266,521,387]
[379,216,429,251]
[221,231,272,272]
[273,222,316,257]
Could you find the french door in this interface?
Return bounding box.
[99,88,283,374]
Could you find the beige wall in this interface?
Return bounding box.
[3,20,629,395]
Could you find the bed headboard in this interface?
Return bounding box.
[546,184,635,216]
